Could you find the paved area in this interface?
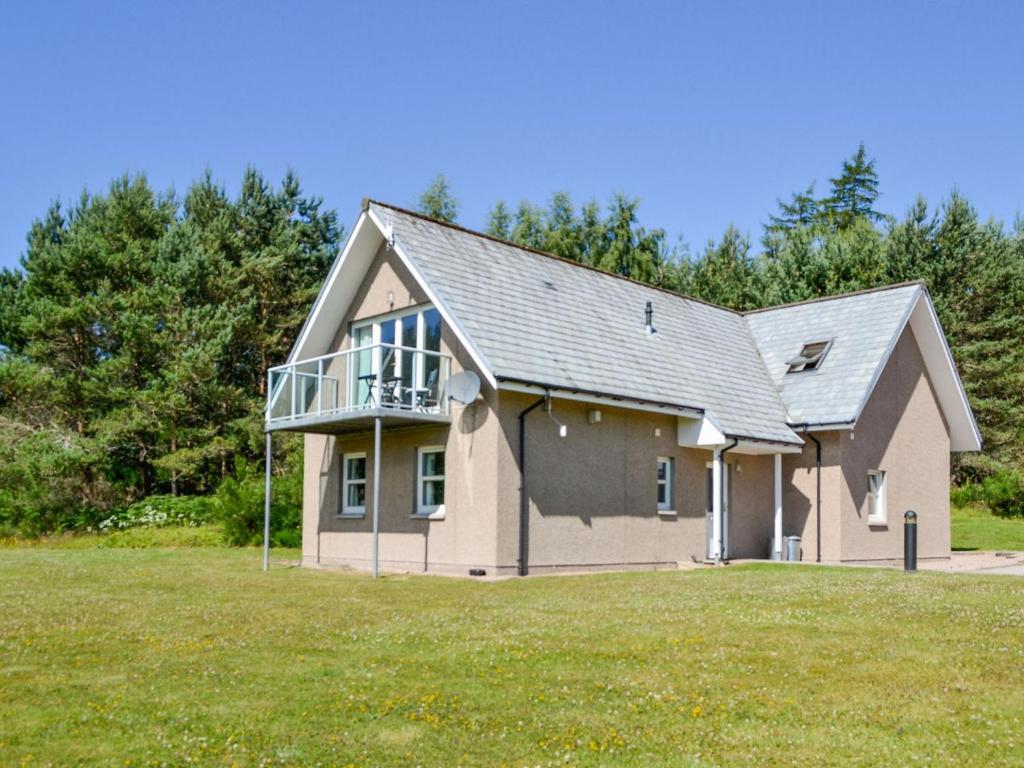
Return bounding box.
[918,550,1024,575]
[733,551,1024,576]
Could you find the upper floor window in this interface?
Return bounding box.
[786,340,832,373]
[351,306,443,407]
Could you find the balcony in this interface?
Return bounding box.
[266,344,453,434]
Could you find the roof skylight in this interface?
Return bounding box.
[786,340,832,373]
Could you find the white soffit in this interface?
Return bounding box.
[289,212,381,363]
[678,413,726,448]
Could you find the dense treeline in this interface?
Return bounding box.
[1,151,1021,536]
[0,170,340,536]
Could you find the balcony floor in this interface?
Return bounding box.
[266,407,451,435]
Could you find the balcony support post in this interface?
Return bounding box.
[262,430,272,572]
[371,416,382,578]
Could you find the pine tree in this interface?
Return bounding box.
[417,173,459,223]
[486,200,512,239]
[824,144,882,228]
[767,183,820,233]
[510,201,546,250]
[688,227,760,310]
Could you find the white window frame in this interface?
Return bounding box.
[867,469,887,526]
[415,446,446,519]
[340,452,367,517]
[351,305,442,398]
[657,456,675,514]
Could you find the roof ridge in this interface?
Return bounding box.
[742,280,925,315]
[364,198,743,316]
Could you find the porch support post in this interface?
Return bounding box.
[773,453,783,558]
[371,416,382,578]
[262,431,272,572]
[711,447,723,562]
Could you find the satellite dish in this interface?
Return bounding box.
[447,371,481,405]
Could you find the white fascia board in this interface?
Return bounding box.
[907,293,983,452]
[366,207,497,390]
[288,211,380,363]
[790,421,856,433]
[499,381,704,419]
[729,439,803,455]
[678,411,726,448]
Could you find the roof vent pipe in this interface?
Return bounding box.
[645,302,656,334]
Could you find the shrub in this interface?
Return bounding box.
[950,483,981,509]
[952,470,1024,518]
[214,457,301,546]
[979,470,1024,518]
[98,494,215,532]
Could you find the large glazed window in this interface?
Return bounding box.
[422,309,442,402]
[352,305,444,409]
[352,326,374,406]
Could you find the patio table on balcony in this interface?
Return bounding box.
[359,373,401,406]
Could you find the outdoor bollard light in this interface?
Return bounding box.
[904,509,918,572]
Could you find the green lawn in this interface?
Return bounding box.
[2,549,1023,767]
[952,504,1024,551]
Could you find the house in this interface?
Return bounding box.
[263,199,981,576]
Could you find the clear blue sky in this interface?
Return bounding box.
[2,0,1022,270]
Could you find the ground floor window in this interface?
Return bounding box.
[341,453,366,516]
[416,447,446,516]
[657,456,674,511]
[868,469,887,525]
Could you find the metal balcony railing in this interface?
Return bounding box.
[266,343,452,426]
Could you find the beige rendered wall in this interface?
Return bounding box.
[838,325,951,561]
[493,393,777,572]
[782,432,843,563]
[301,243,503,575]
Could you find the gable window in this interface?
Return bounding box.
[657,456,674,513]
[867,470,887,526]
[341,453,367,517]
[786,340,832,373]
[351,306,443,409]
[416,446,446,517]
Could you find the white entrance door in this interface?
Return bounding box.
[705,462,733,559]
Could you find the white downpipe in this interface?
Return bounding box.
[774,453,783,557]
[711,448,723,561]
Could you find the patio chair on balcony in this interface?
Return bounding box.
[413,369,439,411]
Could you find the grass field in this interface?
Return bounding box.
[951,504,1024,551]
[2,548,1024,766]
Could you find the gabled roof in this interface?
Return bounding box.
[289,200,980,452]
[366,201,800,446]
[745,284,921,426]
[745,283,981,451]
